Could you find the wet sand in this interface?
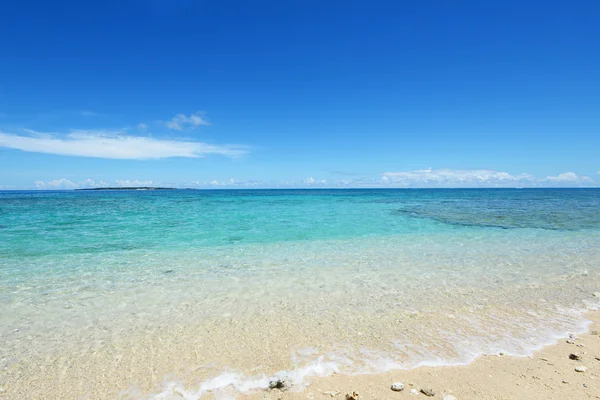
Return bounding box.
[242,310,600,400]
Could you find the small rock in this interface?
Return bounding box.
[323,391,340,397]
[570,353,582,360]
[575,366,588,373]
[577,344,586,348]
[539,357,549,361]
[409,388,419,395]
[345,392,359,400]
[596,357,600,361]
[443,396,457,400]
[567,340,576,344]
[420,388,435,397]
[562,380,569,384]
[584,383,589,388]
[269,378,290,390]
[593,292,600,298]
[391,382,405,392]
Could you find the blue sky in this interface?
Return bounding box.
[1,0,599,189]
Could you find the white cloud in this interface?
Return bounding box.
[34,178,152,190]
[382,168,537,188]
[165,112,209,130]
[35,178,78,190]
[116,180,154,187]
[381,168,595,188]
[545,172,594,186]
[303,177,316,184]
[0,130,247,159]
[137,123,148,130]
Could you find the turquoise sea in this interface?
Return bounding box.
[1,189,600,399]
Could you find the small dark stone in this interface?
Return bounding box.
[420,388,435,397]
[269,378,290,390]
[569,353,581,360]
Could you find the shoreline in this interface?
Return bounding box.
[238,310,600,400]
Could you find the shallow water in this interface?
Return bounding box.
[1,189,599,398]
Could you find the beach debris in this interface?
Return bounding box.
[269,378,291,390]
[391,382,405,392]
[575,366,588,373]
[570,353,582,360]
[566,340,576,344]
[409,388,419,395]
[420,388,435,397]
[345,391,360,400]
[323,390,340,397]
[443,395,457,400]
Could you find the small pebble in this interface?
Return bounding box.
[420,388,435,397]
[268,378,290,390]
[391,382,405,392]
[345,391,359,400]
[562,380,569,384]
[584,383,589,388]
[570,353,582,360]
[575,366,588,373]
[409,388,419,395]
[567,340,576,344]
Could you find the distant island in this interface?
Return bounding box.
[75,187,176,191]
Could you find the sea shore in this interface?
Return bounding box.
[242,310,600,400]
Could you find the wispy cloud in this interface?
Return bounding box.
[137,123,148,130]
[116,179,154,187]
[545,172,594,185]
[34,178,155,189]
[35,178,80,189]
[382,168,595,188]
[165,112,209,130]
[0,130,247,159]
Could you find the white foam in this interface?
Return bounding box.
[142,304,597,400]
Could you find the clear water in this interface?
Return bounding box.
[1,189,599,399]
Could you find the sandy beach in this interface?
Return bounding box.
[242,311,600,400]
